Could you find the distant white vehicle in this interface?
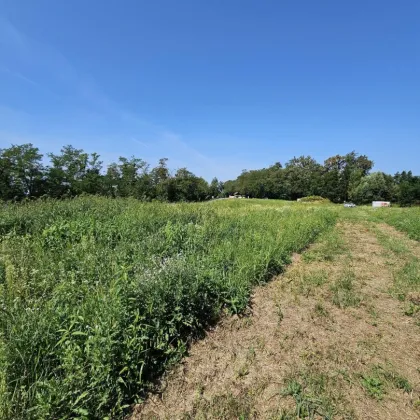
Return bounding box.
[344,202,356,208]
[372,201,391,208]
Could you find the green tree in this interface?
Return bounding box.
[48,146,90,197]
[118,156,148,197]
[284,156,323,199]
[0,143,45,199]
[209,177,222,198]
[102,157,150,199]
[0,152,15,200]
[323,152,373,202]
[80,152,103,195]
[167,168,209,202]
[222,179,237,197]
[103,162,121,197]
[350,172,396,204]
[394,171,420,206]
[150,158,170,200]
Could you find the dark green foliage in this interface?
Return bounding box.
[0,143,45,199]
[47,145,103,197]
[0,143,419,206]
[394,171,420,207]
[349,172,397,204]
[0,145,211,203]
[223,151,418,206]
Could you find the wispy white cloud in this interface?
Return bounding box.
[130,137,150,148]
[0,17,245,180]
[0,17,78,100]
[0,17,25,48]
[0,64,41,88]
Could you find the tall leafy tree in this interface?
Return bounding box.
[284,156,323,199]
[0,144,45,199]
[394,171,420,206]
[323,152,373,202]
[150,158,170,200]
[48,146,105,197]
[80,152,103,195]
[167,168,209,202]
[350,172,396,204]
[209,177,222,198]
[118,156,148,198]
[0,152,15,200]
[48,146,89,197]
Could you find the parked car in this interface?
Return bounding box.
[344,202,356,208]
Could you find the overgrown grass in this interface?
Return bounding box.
[0,197,337,418]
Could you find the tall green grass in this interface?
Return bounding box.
[0,197,336,418]
[369,207,420,241]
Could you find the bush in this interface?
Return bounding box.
[298,196,330,203]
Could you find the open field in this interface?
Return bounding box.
[137,213,420,419]
[0,198,336,419]
[0,198,419,419]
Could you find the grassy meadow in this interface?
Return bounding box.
[1,197,419,418]
[0,197,337,419]
[338,205,420,241]
[368,207,420,241]
[136,203,420,419]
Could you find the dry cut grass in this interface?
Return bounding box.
[135,221,420,419]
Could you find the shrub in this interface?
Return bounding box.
[298,196,331,203]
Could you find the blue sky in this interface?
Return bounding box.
[0,0,419,180]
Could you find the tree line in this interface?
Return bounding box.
[0,144,219,202]
[224,151,420,206]
[0,144,419,205]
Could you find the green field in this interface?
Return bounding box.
[368,207,420,241]
[337,205,420,241]
[0,198,338,419]
[1,198,419,418]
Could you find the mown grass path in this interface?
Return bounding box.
[136,222,420,419]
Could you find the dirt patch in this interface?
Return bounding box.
[133,222,420,419]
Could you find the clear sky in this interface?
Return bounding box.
[0,0,419,180]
